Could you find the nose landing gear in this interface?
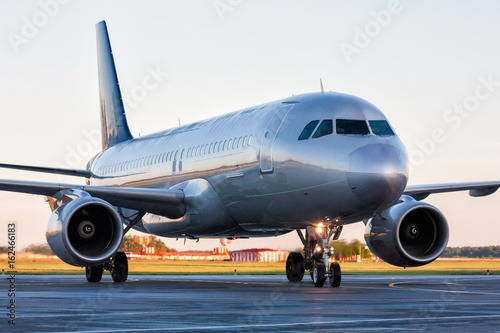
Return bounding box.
[285,225,343,288]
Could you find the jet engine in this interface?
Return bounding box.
[46,197,123,267]
[364,196,449,267]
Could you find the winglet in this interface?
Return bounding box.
[96,21,133,150]
[320,79,324,94]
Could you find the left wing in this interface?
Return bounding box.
[404,181,500,201]
[0,178,185,219]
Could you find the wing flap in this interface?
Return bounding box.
[0,179,185,219]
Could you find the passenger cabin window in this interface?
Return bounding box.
[336,119,370,135]
[298,120,320,140]
[369,120,395,136]
[312,120,333,139]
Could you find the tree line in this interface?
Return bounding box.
[329,239,374,259]
[296,239,373,259]
[117,235,176,252]
[442,246,500,258]
[295,241,500,259]
[5,240,500,258]
[330,242,500,259]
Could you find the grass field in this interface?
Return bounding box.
[3,260,500,275]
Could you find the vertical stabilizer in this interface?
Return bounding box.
[96,21,133,150]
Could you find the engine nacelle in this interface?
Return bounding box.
[364,196,449,267]
[46,197,123,267]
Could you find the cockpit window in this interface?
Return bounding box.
[298,120,320,140]
[369,120,395,136]
[312,120,333,139]
[336,119,370,135]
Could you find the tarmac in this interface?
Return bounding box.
[3,274,500,332]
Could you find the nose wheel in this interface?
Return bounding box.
[290,225,343,288]
[286,251,305,282]
[329,262,341,287]
[312,261,326,287]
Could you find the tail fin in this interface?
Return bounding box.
[96,21,133,150]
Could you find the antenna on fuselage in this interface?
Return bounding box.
[178,118,182,127]
[320,79,324,94]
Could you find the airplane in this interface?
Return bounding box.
[1,21,499,287]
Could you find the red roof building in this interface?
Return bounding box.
[230,249,289,262]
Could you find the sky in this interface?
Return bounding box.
[1,0,500,253]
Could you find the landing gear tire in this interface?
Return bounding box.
[329,262,341,288]
[111,251,128,282]
[286,252,305,282]
[85,264,103,283]
[312,261,326,288]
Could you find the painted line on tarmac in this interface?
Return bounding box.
[63,314,500,332]
[389,281,500,296]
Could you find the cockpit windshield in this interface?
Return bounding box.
[336,119,370,135]
[298,118,395,140]
[298,120,320,140]
[368,120,395,136]
[312,120,333,139]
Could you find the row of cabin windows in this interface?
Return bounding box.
[298,119,394,140]
[186,134,253,159]
[98,134,253,176]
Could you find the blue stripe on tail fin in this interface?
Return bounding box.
[96,21,133,150]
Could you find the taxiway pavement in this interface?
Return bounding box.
[3,274,500,332]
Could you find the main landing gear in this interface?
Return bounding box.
[286,225,343,288]
[84,212,144,283]
[85,251,128,283]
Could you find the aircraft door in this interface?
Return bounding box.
[259,103,294,173]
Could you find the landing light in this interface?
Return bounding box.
[316,226,323,233]
[315,245,322,252]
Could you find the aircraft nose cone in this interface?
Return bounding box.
[347,144,408,210]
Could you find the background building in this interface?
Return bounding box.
[230,249,289,262]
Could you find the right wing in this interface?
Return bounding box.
[0,179,185,219]
[404,181,500,201]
